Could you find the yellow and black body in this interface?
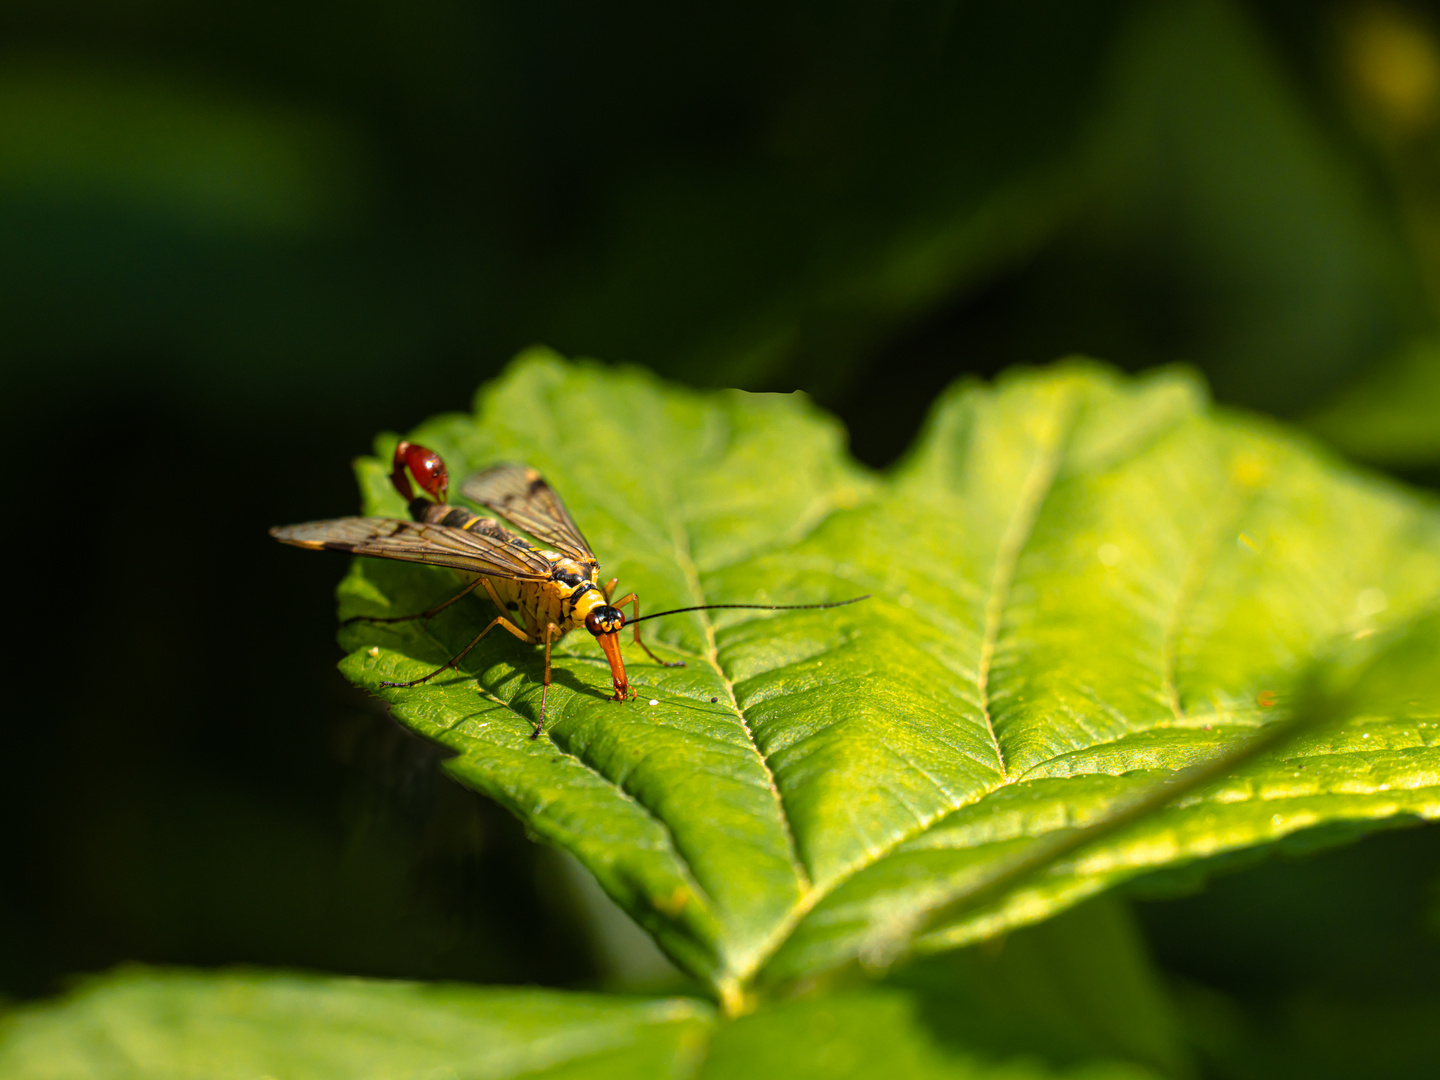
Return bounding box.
[402,494,635,706]
[271,440,864,736]
[270,443,666,734]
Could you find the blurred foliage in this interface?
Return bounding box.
[0,969,717,1079]
[0,900,1188,1079]
[1307,337,1440,465]
[6,0,1440,426]
[5,0,1440,1077]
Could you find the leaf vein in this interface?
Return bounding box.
[667,514,813,894]
[743,392,1085,977]
[1159,476,1255,725]
[975,395,1078,781]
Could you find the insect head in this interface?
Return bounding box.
[584,606,626,636]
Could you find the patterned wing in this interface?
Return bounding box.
[269,517,552,579]
[460,464,593,560]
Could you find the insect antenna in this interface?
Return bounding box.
[627,595,870,626]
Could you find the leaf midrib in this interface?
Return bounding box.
[352,363,1440,1007]
[753,410,1302,979]
[703,392,1084,985]
[974,396,1076,780]
[668,512,813,892]
[428,384,1224,997]
[400,381,1276,996]
[742,390,1295,981]
[1158,481,1254,724]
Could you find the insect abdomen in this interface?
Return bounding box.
[410,500,511,541]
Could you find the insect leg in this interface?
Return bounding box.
[478,578,527,628]
[611,593,685,668]
[341,576,484,626]
[602,577,618,601]
[379,615,529,689]
[534,621,562,739]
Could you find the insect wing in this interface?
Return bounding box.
[460,464,594,560]
[269,517,551,579]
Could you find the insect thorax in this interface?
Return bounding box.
[494,553,603,638]
[407,499,603,635]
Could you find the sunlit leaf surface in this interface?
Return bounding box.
[323,351,1440,1003]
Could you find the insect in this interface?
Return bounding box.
[271,441,867,736]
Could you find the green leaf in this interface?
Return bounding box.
[702,981,1163,1080]
[877,896,1191,1079]
[327,350,1440,1006]
[1306,338,1440,467]
[0,969,713,1079]
[0,903,1182,1080]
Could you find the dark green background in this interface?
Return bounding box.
[6,2,1440,1074]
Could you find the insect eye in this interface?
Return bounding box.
[585,607,624,635]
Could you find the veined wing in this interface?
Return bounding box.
[269,517,552,579]
[461,464,593,561]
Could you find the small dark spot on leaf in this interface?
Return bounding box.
[710,696,718,703]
